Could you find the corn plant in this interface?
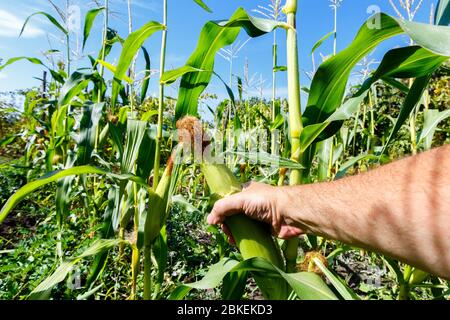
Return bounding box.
[0,0,449,301]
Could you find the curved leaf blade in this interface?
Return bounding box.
[381,74,434,155]
[435,0,450,26]
[140,46,151,102]
[111,21,165,109]
[313,258,360,300]
[417,109,450,148]
[311,31,335,55]
[303,13,450,129]
[29,239,121,300]
[83,7,105,49]
[300,46,448,151]
[172,7,287,120]
[20,12,67,37]
[0,166,146,224]
[193,0,212,13]
[169,257,338,300]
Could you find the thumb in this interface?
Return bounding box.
[207,192,246,225]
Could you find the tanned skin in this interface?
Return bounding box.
[207,144,450,279]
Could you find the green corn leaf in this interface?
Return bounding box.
[270,113,285,131]
[0,166,146,224]
[0,57,65,83]
[0,56,44,72]
[417,109,450,149]
[140,47,151,103]
[161,66,206,85]
[29,239,121,300]
[171,7,288,120]
[136,127,156,181]
[300,46,448,151]
[92,28,122,70]
[273,66,287,72]
[381,74,434,155]
[311,31,335,55]
[83,7,105,49]
[58,71,96,106]
[381,77,410,93]
[20,12,67,37]
[111,21,165,109]
[299,93,366,154]
[303,13,450,132]
[169,257,338,300]
[317,138,333,181]
[193,0,212,13]
[0,135,19,147]
[97,60,133,84]
[85,187,119,287]
[55,155,76,230]
[367,46,448,83]
[221,271,249,300]
[335,154,378,179]
[172,195,201,214]
[381,257,404,284]
[237,76,243,101]
[435,0,450,25]
[76,102,105,165]
[226,151,305,170]
[121,120,148,174]
[77,284,103,300]
[152,226,169,291]
[313,258,360,300]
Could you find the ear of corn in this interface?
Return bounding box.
[201,163,289,300]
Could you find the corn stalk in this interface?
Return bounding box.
[153,0,168,189]
[283,0,303,273]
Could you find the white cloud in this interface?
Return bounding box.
[0,73,8,80]
[0,9,45,38]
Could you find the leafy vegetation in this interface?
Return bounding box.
[0,0,449,300]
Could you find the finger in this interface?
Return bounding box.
[277,225,304,240]
[207,192,246,225]
[221,223,236,246]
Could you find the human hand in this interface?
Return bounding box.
[207,182,304,241]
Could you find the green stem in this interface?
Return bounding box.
[271,32,278,155]
[368,90,376,153]
[398,265,413,300]
[66,34,71,75]
[131,174,139,299]
[153,0,168,189]
[131,245,139,299]
[93,0,109,218]
[143,245,152,300]
[127,0,136,115]
[95,0,108,150]
[352,105,360,155]
[284,0,303,273]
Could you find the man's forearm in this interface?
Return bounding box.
[282,144,450,279]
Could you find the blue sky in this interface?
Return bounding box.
[0,0,438,111]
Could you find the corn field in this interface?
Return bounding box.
[0,0,449,301]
